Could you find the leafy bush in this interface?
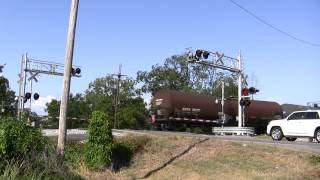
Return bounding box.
[84,111,113,170]
[0,117,82,179]
[65,142,85,169]
[0,142,83,180]
[0,117,46,163]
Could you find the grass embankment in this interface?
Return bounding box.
[4,133,319,179]
[66,134,320,180]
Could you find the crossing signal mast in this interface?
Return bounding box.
[187,48,259,129]
[187,48,261,135]
[17,53,81,119]
[187,48,246,127]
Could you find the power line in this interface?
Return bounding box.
[229,0,320,47]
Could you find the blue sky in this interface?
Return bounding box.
[0,0,319,115]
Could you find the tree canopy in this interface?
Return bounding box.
[45,93,91,128]
[0,76,16,117]
[45,75,148,129]
[136,55,240,97]
[85,75,147,129]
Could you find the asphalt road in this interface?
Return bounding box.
[43,129,320,154]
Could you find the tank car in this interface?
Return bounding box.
[151,90,283,130]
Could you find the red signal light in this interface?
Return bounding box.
[242,88,249,96]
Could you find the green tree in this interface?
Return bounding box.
[45,75,148,129]
[45,93,91,128]
[210,72,240,98]
[0,76,16,117]
[137,55,218,96]
[117,97,148,129]
[85,75,147,129]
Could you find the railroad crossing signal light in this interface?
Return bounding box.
[24,92,40,103]
[33,93,40,100]
[202,51,210,59]
[195,50,210,60]
[24,92,31,103]
[249,87,259,94]
[71,67,81,76]
[75,68,81,74]
[195,50,202,59]
[240,99,251,106]
[242,87,249,96]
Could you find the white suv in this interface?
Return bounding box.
[267,110,320,142]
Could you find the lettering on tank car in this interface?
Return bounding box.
[182,107,191,111]
[192,108,200,112]
[155,99,163,106]
[181,107,201,112]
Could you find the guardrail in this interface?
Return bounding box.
[212,126,256,136]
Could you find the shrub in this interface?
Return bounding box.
[0,142,83,179]
[0,117,46,176]
[0,117,46,161]
[84,111,113,170]
[0,117,82,179]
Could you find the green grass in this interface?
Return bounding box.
[122,136,320,180]
[309,155,320,165]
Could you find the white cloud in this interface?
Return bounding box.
[26,95,56,115]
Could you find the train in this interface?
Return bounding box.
[151,90,284,133]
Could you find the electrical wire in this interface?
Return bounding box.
[229,0,320,47]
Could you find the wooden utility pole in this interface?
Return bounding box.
[113,64,126,129]
[57,0,79,158]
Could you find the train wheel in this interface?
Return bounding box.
[271,127,283,141]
